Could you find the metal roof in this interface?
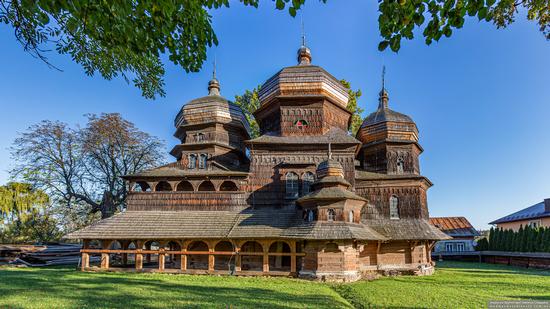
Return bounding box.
[489,201,550,225]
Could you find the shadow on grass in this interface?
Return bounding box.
[0,268,350,308]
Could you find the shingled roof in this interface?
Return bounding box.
[122,162,249,179]
[65,209,388,241]
[246,128,360,145]
[364,219,451,240]
[429,217,479,238]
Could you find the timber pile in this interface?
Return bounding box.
[1,243,99,267]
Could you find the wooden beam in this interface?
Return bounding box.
[181,253,187,271]
[208,243,215,272]
[101,253,109,269]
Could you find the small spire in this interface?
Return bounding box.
[297,15,312,65]
[378,65,389,109]
[208,57,220,96]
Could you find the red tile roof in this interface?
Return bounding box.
[429,217,479,237]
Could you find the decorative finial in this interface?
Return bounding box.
[297,15,312,65]
[208,57,220,96]
[378,65,389,109]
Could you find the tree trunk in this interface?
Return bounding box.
[100,191,116,219]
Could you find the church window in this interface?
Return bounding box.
[295,119,308,129]
[305,209,314,222]
[327,208,336,221]
[302,172,315,196]
[199,154,207,169]
[389,195,400,219]
[188,154,197,169]
[285,172,299,199]
[396,157,405,174]
[348,210,354,223]
[197,133,205,142]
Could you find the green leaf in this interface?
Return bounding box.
[378,40,390,51]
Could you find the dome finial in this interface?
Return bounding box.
[297,16,312,65]
[378,65,389,109]
[208,56,220,96]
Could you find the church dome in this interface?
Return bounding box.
[316,159,344,179]
[258,45,349,109]
[174,77,250,135]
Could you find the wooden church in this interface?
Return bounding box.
[67,43,449,282]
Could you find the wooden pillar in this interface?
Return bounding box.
[180,252,187,271]
[208,242,215,272]
[158,248,165,271]
[235,244,242,272]
[376,241,382,266]
[263,242,269,273]
[290,240,297,273]
[101,253,110,269]
[135,250,143,270]
[81,252,90,271]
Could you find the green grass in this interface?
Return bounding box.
[333,261,550,309]
[1,262,549,308]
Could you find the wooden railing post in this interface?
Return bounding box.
[81,252,90,271]
[101,240,111,270]
[181,252,187,271]
[263,241,269,273]
[208,243,215,272]
[135,249,143,270]
[235,244,242,272]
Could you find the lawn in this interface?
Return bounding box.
[1,262,549,308]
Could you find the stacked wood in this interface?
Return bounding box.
[1,243,99,267]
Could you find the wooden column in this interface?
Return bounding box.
[101,240,111,270]
[158,248,165,271]
[235,244,242,272]
[180,253,187,271]
[81,253,90,271]
[290,240,297,273]
[208,243,215,272]
[262,242,269,273]
[135,249,143,270]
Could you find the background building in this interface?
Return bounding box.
[490,199,550,231]
[430,217,479,253]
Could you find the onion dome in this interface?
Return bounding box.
[258,45,349,109]
[174,77,250,135]
[356,84,419,145]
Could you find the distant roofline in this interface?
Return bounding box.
[489,201,550,225]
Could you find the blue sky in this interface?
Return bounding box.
[0,1,548,229]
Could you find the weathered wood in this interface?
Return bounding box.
[81,253,89,270]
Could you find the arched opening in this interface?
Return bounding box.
[198,154,207,169]
[240,241,263,271]
[176,181,194,192]
[324,242,341,253]
[164,241,182,269]
[125,241,136,268]
[285,172,299,199]
[301,172,315,196]
[188,154,197,169]
[390,195,400,220]
[187,241,209,270]
[87,240,102,267]
[109,240,123,267]
[396,157,405,174]
[155,181,172,192]
[132,181,151,192]
[219,181,238,191]
[198,181,215,192]
[349,210,354,223]
[214,241,235,271]
[295,119,309,129]
[327,208,336,222]
[268,241,291,272]
[143,241,160,269]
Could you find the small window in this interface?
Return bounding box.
[285,172,299,199]
[396,157,404,174]
[188,154,197,169]
[445,243,453,252]
[302,172,315,196]
[199,154,207,169]
[304,209,315,222]
[295,119,308,129]
[456,242,465,252]
[389,195,399,219]
[327,209,336,221]
[348,210,354,223]
[197,133,205,142]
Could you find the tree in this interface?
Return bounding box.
[11,113,165,219]
[233,81,363,138]
[0,182,49,223]
[3,1,546,99]
[234,86,261,139]
[340,80,364,136]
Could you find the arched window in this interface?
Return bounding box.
[198,154,207,169]
[220,181,238,191]
[197,133,205,142]
[396,157,405,174]
[188,154,197,169]
[285,172,299,199]
[348,210,354,223]
[295,119,308,129]
[176,181,194,191]
[302,172,315,196]
[390,195,400,219]
[304,209,314,222]
[155,181,172,192]
[198,181,216,192]
[327,208,336,221]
